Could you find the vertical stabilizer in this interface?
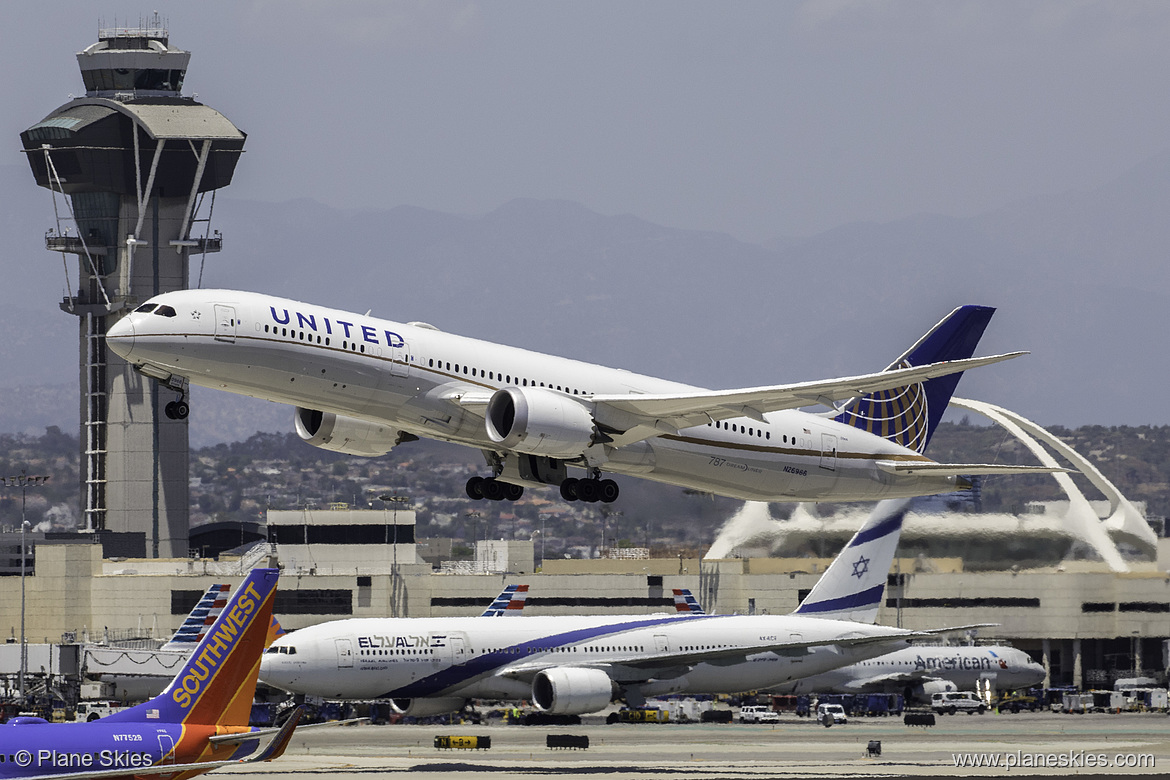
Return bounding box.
[672,588,706,614]
[833,305,994,452]
[160,583,231,651]
[105,568,280,726]
[482,584,529,616]
[791,499,911,623]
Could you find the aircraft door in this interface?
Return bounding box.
[156,733,175,764]
[819,434,837,471]
[390,343,410,377]
[336,637,354,668]
[446,633,468,667]
[789,633,804,664]
[654,634,669,653]
[214,304,237,343]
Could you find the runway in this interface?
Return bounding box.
[222,712,1169,778]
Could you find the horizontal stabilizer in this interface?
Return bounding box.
[875,461,1069,477]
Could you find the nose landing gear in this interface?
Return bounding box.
[164,398,189,420]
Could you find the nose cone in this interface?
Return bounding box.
[258,650,297,692]
[106,316,135,358]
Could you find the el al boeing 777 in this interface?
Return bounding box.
[106,292,1053,504]
[259,499,978,716]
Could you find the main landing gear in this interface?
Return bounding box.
[560,477,619,504]
[466,476,524,502]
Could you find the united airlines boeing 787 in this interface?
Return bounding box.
[106,292,1051,503]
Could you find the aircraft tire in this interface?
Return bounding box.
[466,476,485,500]
[174,401,190,419]
[504,483,524,501]
[576,479,600,503]
[560,478,579,501]
[599,479,619,503]
[483,479,506,501]
[164,401,177,419]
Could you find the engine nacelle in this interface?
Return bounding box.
[531,667,615,715]
[294,407,402,457]
[912,679,958,703]
[389,697,466,717]
[485,387,596,459]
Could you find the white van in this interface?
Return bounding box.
[739,705,780,724]
[931,691,986,715]
[816,703,847,724]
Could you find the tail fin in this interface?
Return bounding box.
[791,498,910,623]
[266,615,288,648]
[160,583,231,651]
[833,305,994,452]
[672,588,706,614]
[482,584,529,616]
[105,568,280,727]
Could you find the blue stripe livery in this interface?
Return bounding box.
[793,498,911,623]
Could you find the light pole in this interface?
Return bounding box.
[3,472,50,705]
[378,493,411,618]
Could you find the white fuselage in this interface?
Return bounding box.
[772,645,1047,696]
[258,612,921,703]
[107,289,958,502]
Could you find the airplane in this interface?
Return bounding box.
[669,566,1046,702]
[258,499,981,717]
[0,568,301,779]
[82,584,287,702]
[770,643,1046,702]
[105,292,1058,504]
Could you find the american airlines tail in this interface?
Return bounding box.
[791,498,911,623]
[160,583,232,651]
[104,568,280,728]
[833,305,995,453]
[481,584,530,616]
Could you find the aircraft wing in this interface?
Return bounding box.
[589,352,1025,448]
[875,461,1069,477]
[497,629,934,682]
[22,708,302,780]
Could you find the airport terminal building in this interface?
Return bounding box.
[2,502,1168,699]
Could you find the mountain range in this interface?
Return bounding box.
[1,148,1167,445]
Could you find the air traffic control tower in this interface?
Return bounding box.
[20,22,245,557]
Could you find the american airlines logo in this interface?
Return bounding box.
[914,654,1001,672]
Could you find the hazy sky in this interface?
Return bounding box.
[5,1,1170,242]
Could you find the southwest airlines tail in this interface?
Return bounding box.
[482,584,529,616]
[105,568,280,727]
[833,305,994,453]
[792,498,911,623]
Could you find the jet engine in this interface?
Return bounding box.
[912,679,958,702]
[531,667,615,715]
[485,387,597,459]
[389,697,466,717]
[294,407,403,457]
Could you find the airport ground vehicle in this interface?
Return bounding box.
[931,691,986,715]
[995,692,1039,713]
[816,703,848,725]
[739,705,780,724]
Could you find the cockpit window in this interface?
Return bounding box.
[134,303,158,313]
[154,305,178,318]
